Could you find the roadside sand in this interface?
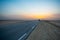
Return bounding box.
[0,21,24,25]
[26,21,60,40]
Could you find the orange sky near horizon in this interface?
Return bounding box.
[19,13,53,20]
[1,0,60,20]
[21,12,60,20]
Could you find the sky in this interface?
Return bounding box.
[0,0,60,20]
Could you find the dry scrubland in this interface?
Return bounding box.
[0,20,37,25]
[27,20,60,40]
[46,20,60,27]
[0,20,27,25]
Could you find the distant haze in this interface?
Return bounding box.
[0,0,60,20]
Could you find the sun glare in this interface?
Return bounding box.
[30,13,53,20]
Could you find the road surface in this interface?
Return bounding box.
[0,20,39,40]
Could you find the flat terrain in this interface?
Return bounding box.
[0,20,60,40]
[27,21,60,40]
[0,20,25,25]
[0,20,39,40]
[45,20,60,27]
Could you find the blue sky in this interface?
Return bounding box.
[0,0,60,20]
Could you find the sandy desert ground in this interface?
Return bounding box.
[27,20,60,40]
[0,20,27,25]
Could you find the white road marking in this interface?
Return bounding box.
[18,33,27,40]
[18,24,38,40]
[32,26,35,29]
[32,24,37,29]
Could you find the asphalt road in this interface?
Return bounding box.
[0,20,39,40]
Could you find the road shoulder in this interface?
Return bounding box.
[26,21,60,40]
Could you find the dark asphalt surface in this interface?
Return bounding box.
[0,21,39,40]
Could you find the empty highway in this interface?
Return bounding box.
[0,20,39,40]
